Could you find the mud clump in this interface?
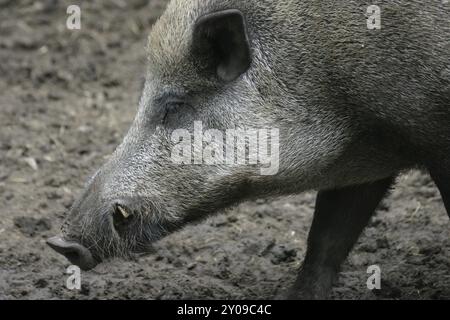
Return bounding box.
[14,217,52,237]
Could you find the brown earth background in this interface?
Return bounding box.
[0,0,449,299]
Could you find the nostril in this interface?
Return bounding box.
[113,204,134,236]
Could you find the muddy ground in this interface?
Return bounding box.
[0,0,449,300]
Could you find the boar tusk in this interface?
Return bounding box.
[117,205,131,219]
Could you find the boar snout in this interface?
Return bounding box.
[49,188,162,266]
[47,236,99,271]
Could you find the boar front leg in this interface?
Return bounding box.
[286,177,395,300]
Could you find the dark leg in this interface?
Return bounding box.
[286,177,395,300]
[429,170,450,218]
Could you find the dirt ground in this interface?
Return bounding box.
[0,0,449,300]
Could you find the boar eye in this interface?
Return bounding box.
[162,102,185,124]
[112,204,134,236]
[161,101,195,125]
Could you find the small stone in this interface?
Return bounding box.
[23,157,39,171]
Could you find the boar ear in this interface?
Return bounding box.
[193,9,251,82]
